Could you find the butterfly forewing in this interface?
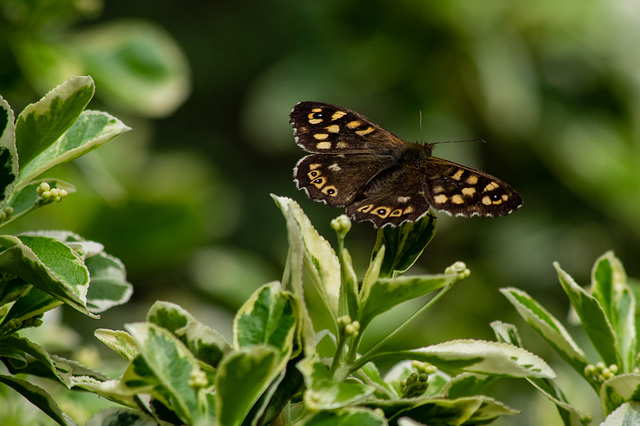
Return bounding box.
[290,101,523,228]
[290,101,406,154]
[423,157,523,218]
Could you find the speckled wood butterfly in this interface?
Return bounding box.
[291,101,522,228]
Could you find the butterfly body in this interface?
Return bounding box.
[291,101,522,228]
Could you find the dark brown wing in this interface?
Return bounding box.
[345,163,432,228]
[424,157,523,217]
[294,153,397,207]
[290,101,407,154]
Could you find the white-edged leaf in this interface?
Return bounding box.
[125,322,208,424]
[554,262,620,367]
[273,195,340,318]
[216,345,281,426]
[600,374,640,416]
[591,251,636,372]
[601,401,640,426]
[0,94,18,206]
[94,329,138,361]
[17,110,131,188]
[391,340,555,379]
[500,287,589,375]
[0,234,92,316]
[147,301,230,367]
[297,357,374,410]
[15,76,94,170]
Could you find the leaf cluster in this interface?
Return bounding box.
[0,76,132,425]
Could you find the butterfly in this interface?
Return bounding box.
[291,101,523,228]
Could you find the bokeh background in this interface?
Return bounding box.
[2,0,640,424]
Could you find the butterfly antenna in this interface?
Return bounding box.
[419,110,424,144]
[432,138,486,145]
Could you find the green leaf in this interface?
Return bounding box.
[0,286,62,335]
[17,110,131,188]
[0,179,76,228]
[358,267,466,330]
[73,20,190,118]
[125,322,208,425]
[388,340,555,378]
[500,287,590,377]
[13,38,84,95]
[297,357,374,410]
[94,329,138,361]
[555,262,620,367]
[443,373,498,399]
[0,235,93,317]
[491,321,591,425]
[600,374,640,416]
[363,394,517,425]
[0,374,74,426]
[601,401,640,426]
[273,195,340,319]
[0,95,18,206]
[216,345,281,426]
[371,211,437,277]
[590,251,636,372]
[0,335,71,385]
[301,408,388,426]
[15,76,94,170]
[85,406,157,426]
[234,281,297,362]
[147,301,230,368]
[85,251,133,313]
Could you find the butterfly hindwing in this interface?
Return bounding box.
[346,164,431,227]
[294,153,396,207]
[290,101,406,154]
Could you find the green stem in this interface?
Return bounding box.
[349,283,454,373]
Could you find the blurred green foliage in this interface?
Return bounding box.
[2,0,640,423]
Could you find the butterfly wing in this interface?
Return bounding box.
[294,153,397,207]
[346,164,431,227]
[424,157,523,217]
[290,101,406,154]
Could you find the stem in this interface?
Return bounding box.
[350,283,454,373]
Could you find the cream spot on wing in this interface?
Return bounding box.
[309,163,321,170]
[336,142,349,148]
[451,194,464,204]
[466,175,478,185]
[482,196,492,205]
[331,111,346,120]
[314,133,329,140]
[397,196,410,203]
[347,120,361,129]
[328,163,342,171]
[403,206,414,214]
[325,124,340,133]
[432,185,445,194]
[452,169,464,181]
[316,141,331,149]
[355,127,375,136]
[461,187,476,197]
[483,181,499,192]
[434,194,448,204]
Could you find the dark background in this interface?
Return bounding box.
[3,1,640,423]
